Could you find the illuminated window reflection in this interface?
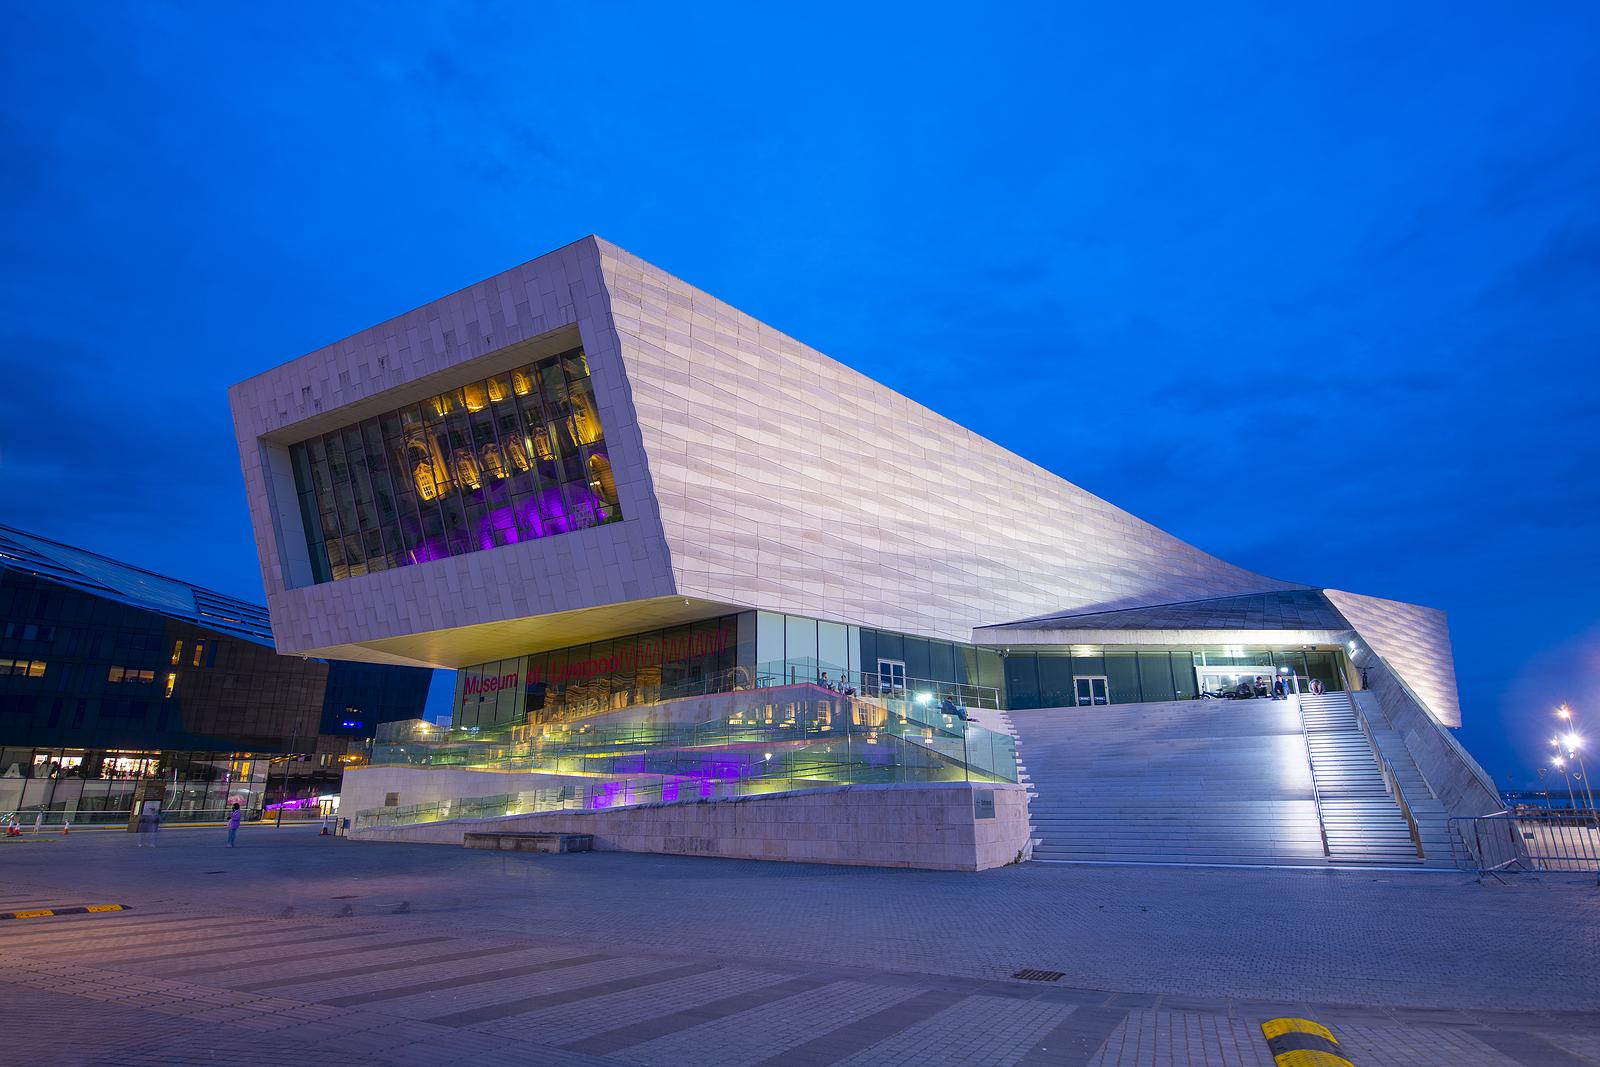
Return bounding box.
[288,345,622,584]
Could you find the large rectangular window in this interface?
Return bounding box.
[288,346,622,583]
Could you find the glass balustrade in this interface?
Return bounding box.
[357,677,1016,830]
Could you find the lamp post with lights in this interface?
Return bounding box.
[1554,705,1600,882]
[1549,745,1580,813]
[1556,705,1596,816]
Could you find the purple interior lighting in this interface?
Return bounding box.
[410,538,450,565]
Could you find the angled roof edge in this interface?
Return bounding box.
[975,586,1330,633]
[0,523,275,647]
[1323,588,1461,728]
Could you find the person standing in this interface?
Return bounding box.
[226,802,242,847]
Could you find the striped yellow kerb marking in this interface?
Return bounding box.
[0,904,128,921]
[1260,1018,1352,1067]
[1273,1052,1353,1067]
[1262,1018,1337,1043]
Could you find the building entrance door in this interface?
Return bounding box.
[877,659,906,696]
[1074,676,1109,706]
[1198,669,1297,698]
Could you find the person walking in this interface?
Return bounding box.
[137,804,161,847]
[226,802,242,847]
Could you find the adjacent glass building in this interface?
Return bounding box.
[0,523,431,825]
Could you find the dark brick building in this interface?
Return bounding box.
[0,523,430,825]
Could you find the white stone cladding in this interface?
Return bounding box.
[596,239,1295,644]
[1325,589,1463,728]
[232,237,1461,691]
[227,238,678,666]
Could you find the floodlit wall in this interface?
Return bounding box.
[231,236,1297,665]
[599,240,1296,643]
[352,781,1032,871]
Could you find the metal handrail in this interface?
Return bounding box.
[1349,692,1424,858]
[1357,644,1501,807]
[1294,694,1331,857]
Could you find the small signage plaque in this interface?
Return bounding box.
[974,789,996,820]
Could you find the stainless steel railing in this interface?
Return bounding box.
[1348,692,1425,859]
[1294,696,1331,857]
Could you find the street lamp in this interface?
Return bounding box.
[1554,704,1600,886]
[1551,753,1580,812]
[1552,705,1597,816]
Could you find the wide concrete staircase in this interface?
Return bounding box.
[1010,693,1454,868]
[1010,699,1328,866]
[1300,693,1421,864]
[1341,691,1453,864]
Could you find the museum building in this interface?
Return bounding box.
[228,236,1498,869]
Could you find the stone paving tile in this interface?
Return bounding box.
[371,954,668,1019]
[831,992,1069,1066]
[615,979,922,1066]
[754,988,966,1066]
[1332,1022,1527,1066]
[231,938,537,993]
[261,942,563,1001]
[1549,1028,1600,1062]
[491,965,789,1044]
[1091,1010,1271,1067]
[434,961,726,1027]
[5,834,1599,1066]
[160,932,459,979]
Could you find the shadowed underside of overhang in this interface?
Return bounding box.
[292,595,741,670]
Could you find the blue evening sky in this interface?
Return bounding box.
[2,4,1596,787]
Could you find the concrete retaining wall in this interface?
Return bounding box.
[341,765,596,817]
[351,781,1031,871]
[1359,654,1501,818]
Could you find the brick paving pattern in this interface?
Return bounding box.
[1,827,1596,1065]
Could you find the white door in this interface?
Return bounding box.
[877,659,906,695]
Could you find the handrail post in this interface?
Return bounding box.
[1296,693,1332,856]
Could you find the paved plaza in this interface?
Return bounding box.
[2,826,1596,1066]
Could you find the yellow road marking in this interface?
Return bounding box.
[1262,1018,1338,1043]
[1273,1051,1353,1067]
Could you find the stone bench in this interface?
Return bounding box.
[462,831,594,854]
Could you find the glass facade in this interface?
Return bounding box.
[2,572,325,751]
[0,747,270,825]
[453,611,1012,729]
[1002,647,1348,709]
[289,345,622,584]
[455,615,746,729]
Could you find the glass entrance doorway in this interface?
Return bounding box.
[1198,669,1300,699]
[877,659,906,695]
[1074,676,1108,706]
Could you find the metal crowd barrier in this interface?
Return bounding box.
[1450,811,1600,876]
